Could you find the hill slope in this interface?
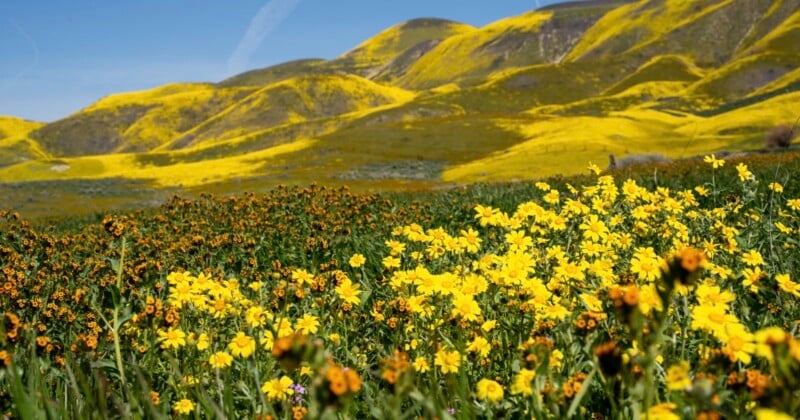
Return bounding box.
[162,74,416,150]
[0,117,47,167]
[30,83,258,156]
[396,3,623,89]
[220,18,474,87]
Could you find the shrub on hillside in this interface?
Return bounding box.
[765,124,796,149]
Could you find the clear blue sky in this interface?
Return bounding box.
[0,0,562,122]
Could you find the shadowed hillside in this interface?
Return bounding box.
[30,84,258,156]
[163,74,416,150]
[395,3,623,89]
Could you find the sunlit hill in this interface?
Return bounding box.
[1,0,798,217]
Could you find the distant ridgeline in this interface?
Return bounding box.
[1,0,798,189]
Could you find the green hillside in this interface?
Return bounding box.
[685,51,800,107]
[1,0,799,219]
[219,59,330,87]
[602,55,704,96]
[735,0,800,55]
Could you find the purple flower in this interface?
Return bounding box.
[290,383,306,395]
[447,408,455,415]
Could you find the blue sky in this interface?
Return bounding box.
[0,1,562,122]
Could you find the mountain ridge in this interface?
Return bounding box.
[1,0,798,204]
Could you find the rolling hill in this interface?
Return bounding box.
[1,0,798,218]
[0,117,47,167]
[30,83,258,156]
[161,74,416,150]
[220,18,474,86]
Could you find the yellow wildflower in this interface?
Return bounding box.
[261,376,294,401]
[755,408,794,420]
[209,351,233,369]
[511,368,536,396]
[434,348,461,374]
[348,253,366,268]
[385,240,406,256]
[476,378,504,403]
[776,274,800,297]
[196,333,210,351]
[228,332,256,358]
[736,163,753,181]
[291,269,314,286]
[294,314,320,335]
[451,294,481,322]
[173,399,194,415]
[413,357,430,373]
[647,402,679,420]
[579,215,608,242]
[382,256,401,269]
[157,328,186,350]
[481,320,497,332]
[335,279,362,305]
[245,306,269,328]
[703,154,725,169]
[741,250,764,266]
[665,361,691,391]
[722,324,755,364]
[466,336,491,357]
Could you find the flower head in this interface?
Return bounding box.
[736,163,753,181]
[703,154,725,169]
[173,399,194,415]
[665,361,691,391]
[295,313,320,335]
[262,376,294,401]
[209,351,233,369]
[348,254,366,268]
[476,378,504,403]
[413,357,430,373]
[335,279,362,305]
[510,369,536,396]
[157,328,186,350]
[434,348,461,374]
[228,332,256,358]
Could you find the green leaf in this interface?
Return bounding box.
[115,310,134,329]
[108,284,122,308]
[106,257,120,274]
[359,289,372,307]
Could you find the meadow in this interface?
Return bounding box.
[0,152,799,418]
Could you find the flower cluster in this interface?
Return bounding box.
[1,158,799,418]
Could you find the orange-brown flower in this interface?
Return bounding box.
[0,350,12,367]
[679,247,706,273]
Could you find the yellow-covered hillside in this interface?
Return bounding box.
[1,0,797,211]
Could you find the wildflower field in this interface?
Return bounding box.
[1,153,800,419]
